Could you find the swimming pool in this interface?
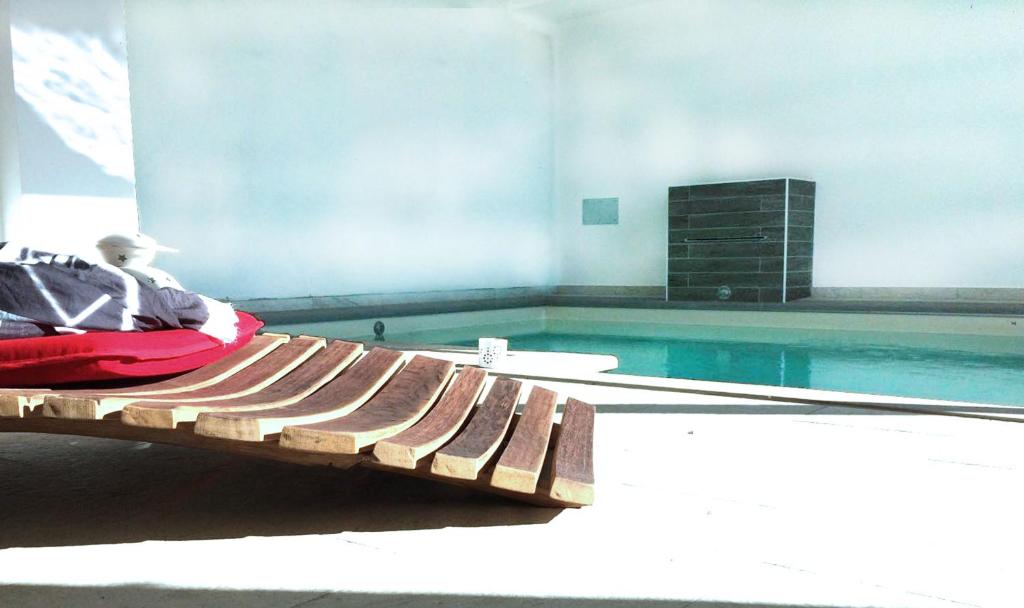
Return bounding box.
[266,307,1024,406]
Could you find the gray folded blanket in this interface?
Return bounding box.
[0,242,237,342]
[0,310,50,339]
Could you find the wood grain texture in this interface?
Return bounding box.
[549,398,595,505]
[490,386,558,494]
[372,366,487,469]
[363,441,580,508]
[43,336,324,421]
[430,377,522,480]
[120,340,361,429]
[194,347,405,442]
[0,390,50,418]
[279,355,455,454]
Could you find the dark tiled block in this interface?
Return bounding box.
[669,216,690,230]
[785,226,814,242]
[689,179,785,198]
[690,210,785,229]
[669,197,762,216]
[786,271,812,287]
[760,255,813,272]
[788,195,815,211]
[786,286,812,300]
[670,227,762,242]
[668,186,690,201]
[789,211,814,227]
[759,193,814,212]
[787,242,813,257]
[668,287,761,302]
[667,274,689,287]
[667,178,815,304]
[760,258,783,272]
[761,226,813,242]
[689,271,784,288]
[688,241,784,258]
[789,180,816,196]
[669,257,761,273]
[668,244,689,258]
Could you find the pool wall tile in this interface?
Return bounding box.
[667,178,815,303]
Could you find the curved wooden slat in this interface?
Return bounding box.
[19,333,288,420]
[194,347,405,442]
[1,334,290,419]
[120,340,361,429]
[372,366,488,469]
[430,377,522,480]
[490,386,558,494]
[43,336,325,420]
[549,398,595,505]
[279,355,455,454]
[78,334,289,397]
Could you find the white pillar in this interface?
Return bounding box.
[0,0,21,240]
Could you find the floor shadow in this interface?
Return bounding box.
[0,433,559,549]
[0,585,857,608]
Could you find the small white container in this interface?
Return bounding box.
[477,337,508,368]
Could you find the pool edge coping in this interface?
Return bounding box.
[380,342,1024,424]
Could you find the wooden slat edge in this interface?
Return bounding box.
[121,340,359,430]
[194,350,407,442]
[549,398,595,506]
[0,393,47,418]
[279,357,456,454]
[99,333,289,397]
[364,422,578,508]
[430,378,522,481]
[120,337,328,429]
[490,386,558,494]
[372,366,488,469]
[41,335,310,421]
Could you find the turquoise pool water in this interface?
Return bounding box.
[267,312,1024,406]
[453,330,1024,406]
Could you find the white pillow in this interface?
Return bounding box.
[122,266,185,291]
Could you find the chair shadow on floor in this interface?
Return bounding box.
[0,585,855,608]
[0,432,560,549]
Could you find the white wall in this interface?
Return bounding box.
[554,1,1024,288]
[9,0,135,197]
[0,0,22,237]
[126,1,554,299]
[2,0,138,257]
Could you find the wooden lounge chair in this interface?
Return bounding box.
[0,333,595,507]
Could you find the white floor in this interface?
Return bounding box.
[1,384,1021,607]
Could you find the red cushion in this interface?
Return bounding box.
[0,311,264,387]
